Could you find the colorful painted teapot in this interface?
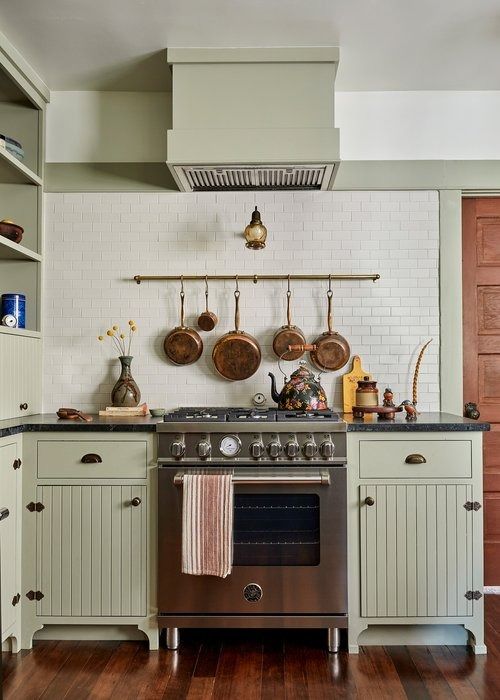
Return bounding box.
[269,361,328,411]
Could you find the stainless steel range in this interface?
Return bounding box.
[157,407,347,653]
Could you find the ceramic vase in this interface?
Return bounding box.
[111,355,141,407]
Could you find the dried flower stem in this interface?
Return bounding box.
[412,339,432,406]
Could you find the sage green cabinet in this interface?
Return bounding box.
[360,483,474,618]
[348,431,486,654]
[0,438,21,650]
[0,332,42,419]
[35,484,147,617]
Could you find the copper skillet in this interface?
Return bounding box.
[164,278,203,365]
[310,278,351,372]
[197,276,218,331]
[272,276,306,361]
[212,278,261,381]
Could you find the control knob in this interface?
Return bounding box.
[285,441,300,458]
[170,441,185,459]
[320,440,335,459]
[302,440,318,459]
[249,441,265,459]
[196,441,211,459]
[267,441,282,459]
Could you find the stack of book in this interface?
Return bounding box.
[0,134,24,162]
[99,403,148,417]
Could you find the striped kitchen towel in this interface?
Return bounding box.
[182,472,233,578]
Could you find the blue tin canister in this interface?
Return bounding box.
[1,293,26,328]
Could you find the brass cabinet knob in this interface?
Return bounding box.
[20,403,28,410]
[364,496,375,506]
[81,453,102,464]
[405,454,426,465]
[130,497,142,507]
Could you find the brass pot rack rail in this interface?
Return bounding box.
[133,273,380,284]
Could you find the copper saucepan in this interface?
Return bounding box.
[197,275,218,332]
[212,278,261,381]
[164,278,203,365]
[272,276,306,360]
[310,279,350,372]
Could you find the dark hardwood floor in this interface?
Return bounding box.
[3,596,500,699]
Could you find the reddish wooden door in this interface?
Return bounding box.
[463,197,500,585]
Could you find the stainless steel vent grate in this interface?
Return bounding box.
[171,165,335,192]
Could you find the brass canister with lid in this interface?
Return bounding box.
[355,376,379,407]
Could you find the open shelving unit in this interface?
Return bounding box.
[0,32,48,419]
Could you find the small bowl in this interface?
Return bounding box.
[150,408,165,418]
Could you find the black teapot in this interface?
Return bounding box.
[269,361,328,411]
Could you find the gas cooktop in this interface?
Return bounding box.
[162,407,342,423]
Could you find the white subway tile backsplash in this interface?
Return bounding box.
[43,191,440,413]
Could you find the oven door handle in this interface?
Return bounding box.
[173,471,330,486]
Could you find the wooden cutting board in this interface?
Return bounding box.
[342,356,371,413]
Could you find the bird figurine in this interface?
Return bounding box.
[464,402,480,420]
[401,400,418,420]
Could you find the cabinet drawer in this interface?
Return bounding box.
[37,440,147,479]
[359,440,472,479]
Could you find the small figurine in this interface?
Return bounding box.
[383,387,395,408]
[464,402,480,420]
[401,399,418,421]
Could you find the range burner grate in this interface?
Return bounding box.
[276,410,341,422]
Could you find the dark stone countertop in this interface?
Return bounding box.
[344,412,489,432]
[0,412,489,439]
[0,414,162,438]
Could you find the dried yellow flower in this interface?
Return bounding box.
[131,325,137,332]
[128,320,135,326]
[120,333,125,339]
[97,335,104,341]
[112,325,119,331]
[107,330,115,336]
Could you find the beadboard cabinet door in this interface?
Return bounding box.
[360,484,476,618]
[0,333,42,419]
[0,441,20,640]
[36,484,147,617]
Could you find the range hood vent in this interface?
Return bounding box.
[173,164,336,192]
[166,48,340,192]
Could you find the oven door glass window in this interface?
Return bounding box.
[233,494,320,566]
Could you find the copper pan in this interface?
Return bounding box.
[212,279,261,381]
[310,280,350,372]
[164,278,203,365]
[197,276,218,331]
[272,276,306,360]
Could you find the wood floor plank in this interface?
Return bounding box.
[408,646,456,699]
[2,641,58,697]
[186,676,215,698]
[261,634,285,700]
[39,641,96,699]
[192,637,221,678]
[109,644,160,699]
[283,637,308,699]
[89,641,141,699]
[386,646,431,700]
[447,645,500,700]
[4,640,74,700]
[59,641,117,700]
[136,649,175,699]
[429,646,480,699]
[348,647,384,699]
[161,642,200,699]
[364,646,407,699]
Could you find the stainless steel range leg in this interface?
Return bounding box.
[328,627,340,653]
[166,627,180,650]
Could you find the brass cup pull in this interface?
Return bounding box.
[81,453,102,464]
[364,496,375,506]
[405,454,426,465]
[130,497,142,507]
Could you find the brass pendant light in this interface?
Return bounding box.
[244,206,267,249]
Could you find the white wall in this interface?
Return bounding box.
[336,91,500,160]
[46,90,500,163]
[43,191,439,413]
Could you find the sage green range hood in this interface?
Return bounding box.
[166,47,340,192]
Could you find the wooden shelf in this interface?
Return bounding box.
[0,236,41,262]
[0,148,42,186]
[0,325,41,339]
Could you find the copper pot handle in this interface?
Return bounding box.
[288,343,317,352]
[234,290,240,331]
[205,275,210,313]
[286,290,292,327]
[327,290,333,334]
[179,276,185,327]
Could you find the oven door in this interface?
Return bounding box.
[158,465,347,615]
